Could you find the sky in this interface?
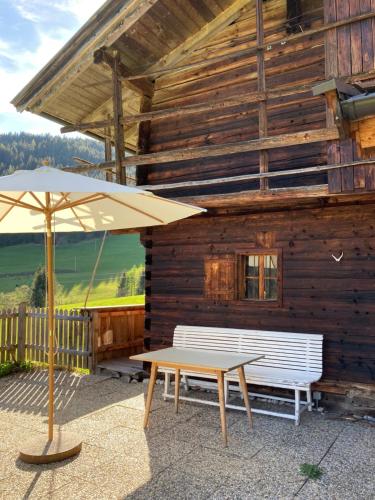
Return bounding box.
[0,0,105,135]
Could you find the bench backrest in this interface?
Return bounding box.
[173,325,323,375]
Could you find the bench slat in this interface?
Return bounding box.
[173,325,323,377]
[175,326,323,341]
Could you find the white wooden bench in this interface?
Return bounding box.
[159,326,323,425]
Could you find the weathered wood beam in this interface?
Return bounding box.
[59,80,337,135]
[104,119,113,182]
[111,51,126,185]
[107,84,312,125]
[145,0,254,76]
[124,11,375,82]
[94,47,153,97]
[61,119,114,134]
[63,161,115,174]
[177,185,375,209]
[139,159,375,191]
[136,92,153,185]
[177,185,330,208]
[122,128,340,166]
[73,157,93,166]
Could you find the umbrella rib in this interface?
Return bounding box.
[58,192,89,232]
[53,193,71,211]
[52,194,106,213]
[0,193,44,212]
[105,194,165,224]
[0,192,27,223]
[28,192,46,210]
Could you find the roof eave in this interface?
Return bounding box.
[11,0,128,112]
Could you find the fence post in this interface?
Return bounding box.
[89,311,100,373]
[17,302,27,363]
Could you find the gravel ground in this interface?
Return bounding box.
[0,370,373,499]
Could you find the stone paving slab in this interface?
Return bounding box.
[0,369,374,499]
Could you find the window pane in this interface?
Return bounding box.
[264,278,278,300]
[246,255,259,278]
[264,255,277,278]
[245,278,259,299]
[264,254,278,300]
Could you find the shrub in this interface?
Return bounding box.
[0,361,33,378]
[299,463,323,480]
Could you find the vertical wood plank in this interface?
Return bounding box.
[324,0,338,78]
[350,0,362,75]
[325,0,341,193]
[105,125,113,183]
[37,307,41,363]
[0,311,3,364]
[112,51,126,185]
[336,0,354,192]
[361,0,374,73]
[17,303,26,363]
[86,312,92,371]
[58,308,63,368]
[31,307,36,363]
[136,93,154,186]
[1,310,6,363]
[41,307,47,364]
[256,0,268,191]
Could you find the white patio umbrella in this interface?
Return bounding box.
[0,166,204,464]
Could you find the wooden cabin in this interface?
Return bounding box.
[12,0,375,395]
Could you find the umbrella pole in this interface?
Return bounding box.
[19,194,82,464]
[45,207,54,442]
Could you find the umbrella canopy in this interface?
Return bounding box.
[0,166,204,464]
[0,166,204,232]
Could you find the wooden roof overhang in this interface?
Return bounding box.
[12,0,247,150]
[12,0,375,207]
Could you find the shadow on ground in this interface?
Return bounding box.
[0,370,374,499]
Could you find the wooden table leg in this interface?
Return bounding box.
[217,371,228,446]
[175,368,180,414]
[144,362,158,429]
[238,366,253,429]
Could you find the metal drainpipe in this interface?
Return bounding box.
[341,93,375,121]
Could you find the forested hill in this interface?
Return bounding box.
[0,132,104,176]
[0,133,105,247]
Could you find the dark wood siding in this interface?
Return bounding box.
[146,202,375,384]
[326,0,375,194]
[146,0,328,196]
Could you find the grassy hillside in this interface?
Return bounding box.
[0,233,145,307]
[0,133,145,308]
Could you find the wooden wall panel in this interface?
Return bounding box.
[325,0,375,193]
[147,202,375,384]
[146,1,328,195]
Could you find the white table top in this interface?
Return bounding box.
[130,347,263,372]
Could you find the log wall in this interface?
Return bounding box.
[145,202,375,384]
[146,0,328,196]
[325,0,375,194]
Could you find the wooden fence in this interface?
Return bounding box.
[0,307,18,364]
[89,305,145,367]
[0,303,145,371]
[0,304,91,370]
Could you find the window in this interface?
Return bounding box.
[203,249,282,305]
[239,251,281,302]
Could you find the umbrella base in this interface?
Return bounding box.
[19,431,82,464]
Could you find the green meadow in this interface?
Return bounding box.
[0,234,145,308]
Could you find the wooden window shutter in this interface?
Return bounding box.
[204,255,236,301]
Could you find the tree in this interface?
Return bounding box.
[117,264,145,297]
[30,267,46,307]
